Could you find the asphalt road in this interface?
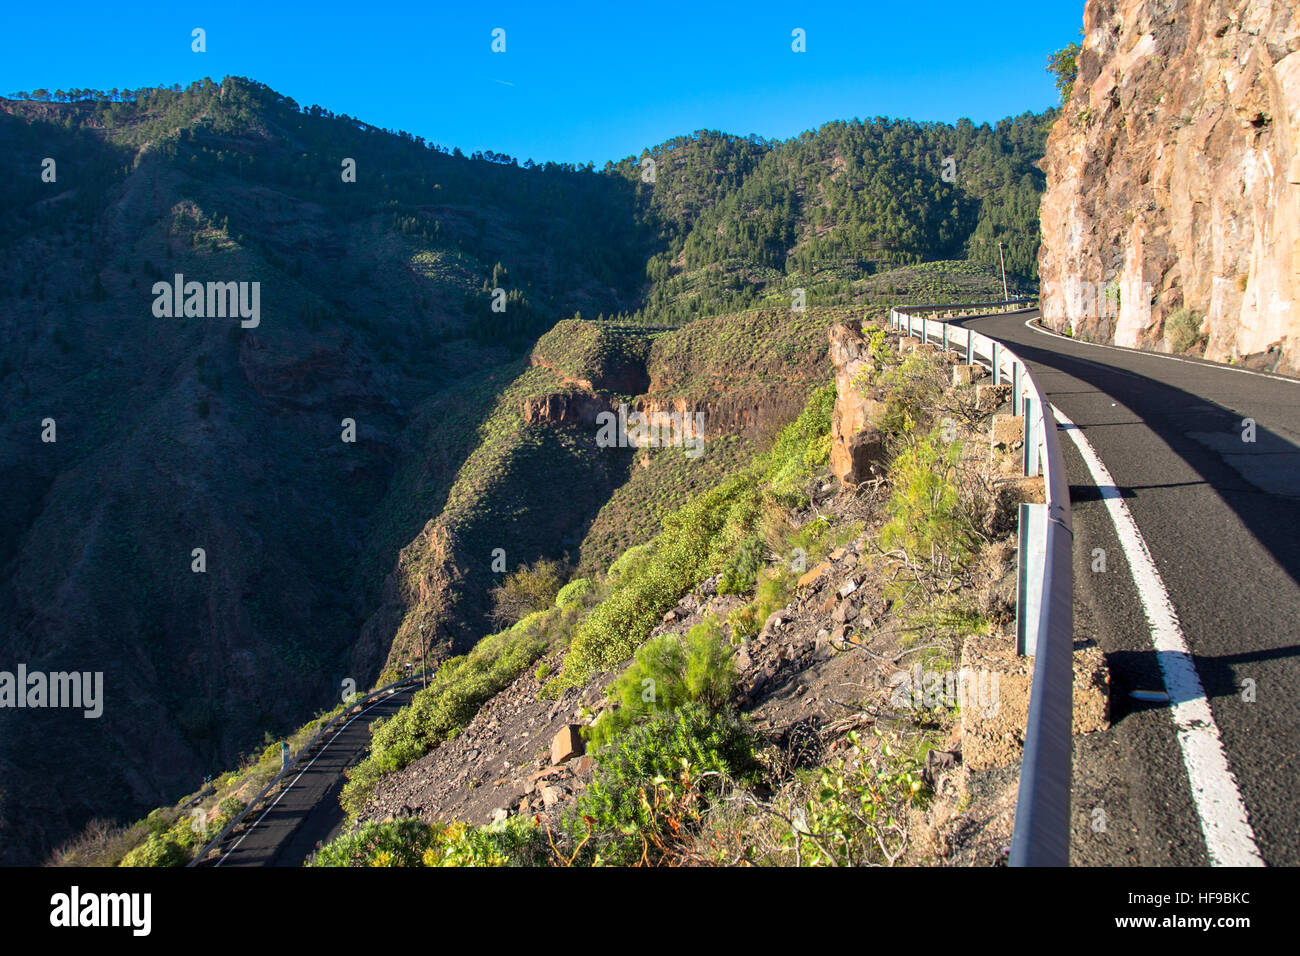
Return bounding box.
[211,687,417,867]
[958,310,1300,866]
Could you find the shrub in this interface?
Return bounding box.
[558,382,833,687]
[310,816,550,867]
[878,354,944,440]
[718,536,764,595]
[422,816,550,867]
[726,603,760,640]
[571,704,757,866]
[1165,306,1206,354]
[606,543,653,586]
[488,559,566,626]
[119,833,187,868]
[778,730,928,866]
[554,576,594,609]
[762,383,835,505]
[880,430,978,563]
[586,617,736,749]
[308,818,435,867]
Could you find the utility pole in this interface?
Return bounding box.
[419,623,428,688]
[998,241,1009,301]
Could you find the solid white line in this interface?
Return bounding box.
[216,689,405,865]
[1024,317,1300,386]
[1053,405,1264,866]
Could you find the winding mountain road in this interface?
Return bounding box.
[206,685,418,867]
[203,308,1300,868]
[958,310,1300,866]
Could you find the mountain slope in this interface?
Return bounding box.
[0,75,1050,862]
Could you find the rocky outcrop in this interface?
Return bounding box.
[1039,0,1300,374]
[520,389,613,427]
[827,322,887,486]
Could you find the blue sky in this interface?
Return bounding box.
[1,1,1085,166]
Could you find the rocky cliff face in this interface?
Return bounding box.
[1039,0,1300,374]
[827,322,887,487]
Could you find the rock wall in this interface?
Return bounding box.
[1038,0,1300,374]
[827,322,887,487]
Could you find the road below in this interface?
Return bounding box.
[211,686,417,867]
[958,310,1300,866]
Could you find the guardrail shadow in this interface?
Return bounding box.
[956,322,1300,596]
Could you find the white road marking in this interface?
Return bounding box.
[216,689,406,865]
[1025,318,1300,385]
[1053,405,1264,866]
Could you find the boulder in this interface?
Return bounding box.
[550,725,585,765]
[797,561,831,588]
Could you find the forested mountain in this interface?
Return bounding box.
[0,76,1052,863]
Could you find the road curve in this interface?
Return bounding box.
[211,686,418,867]
[957,310,1300,866]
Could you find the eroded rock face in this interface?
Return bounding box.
[827,322,886,486]
[520,390,613,427]
[1039,0,1300,374]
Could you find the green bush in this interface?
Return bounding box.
[489,558,566,626]
[878,354,943,439]
[726,603,761,640]
[762,383,835,506]
[554,576,595,609]
[558,382,835,687]
[571,704,757,866]
[308,818,436,867]
[422,816,550,867]
[718,536,765,595]
[587,617,736,750]
[1165,306,1206,354]
[119,833,188,868]
[309,816,550,867]
[606,543,653,586]
[779,730,927,866]
[880,430,977,563]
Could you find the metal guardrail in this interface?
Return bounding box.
[890,303,1074,867]
[187,670,432,867]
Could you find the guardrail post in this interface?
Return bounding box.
[966,328,974,364]
[1016,503,1048,656]
[1022,396,1033,475]
[1013,363,1022,415]
[992,342,1001,385]
[921,315,927,344]
[1026,397,1041,478]
[941,321,948,351]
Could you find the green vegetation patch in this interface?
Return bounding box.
[557,381,835,688]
